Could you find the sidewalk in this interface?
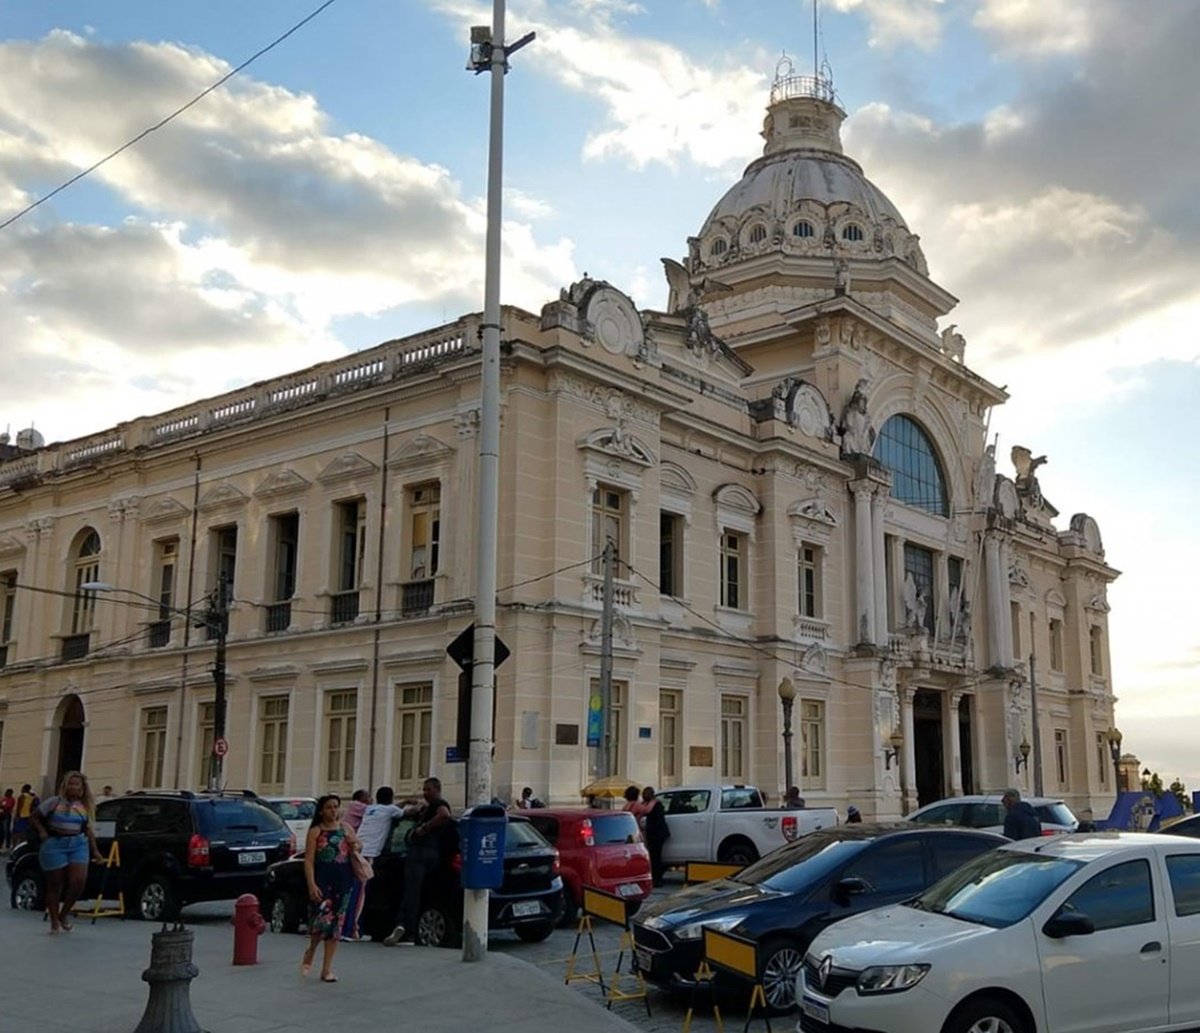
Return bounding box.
[0,904,641,1033]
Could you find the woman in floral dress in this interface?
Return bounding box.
[301,794,362,982]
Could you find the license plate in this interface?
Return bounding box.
[617,882,642,898]
[512,900,542,918]
[801,996,830,1026]
[635,948,652,973]
[238,851,266,866]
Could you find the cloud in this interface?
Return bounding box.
[830,0,946,49]
[973,0,1098,56]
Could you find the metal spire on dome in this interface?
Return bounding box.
[771,1,839,107]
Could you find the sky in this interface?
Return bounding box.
[1,1,1196,793]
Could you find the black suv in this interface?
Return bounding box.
[6,790,293,921]
[262,813,564,946]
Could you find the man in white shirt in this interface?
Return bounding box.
[357,786,411,861]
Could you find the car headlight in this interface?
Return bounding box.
[857,964,930,994]
[675,913,748,941]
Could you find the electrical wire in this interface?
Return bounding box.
[0,0,340,233]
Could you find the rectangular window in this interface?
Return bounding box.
[659,512,683,597]
[903,543,935,634]
[659,690,681,787]
[1010,601,1022,658]
[1096,731,1108,786]
[0,719,5,766]
[72,560,99,635]
[1054,728,1068,786]
[258,696,289,792]
[196,702,215,788]
[720,532,745,610]
[798,545,822,618]
[213,525,238,593]
[140,706,168,789]
[396,683,433,785]
[270,513,299,602]
[325,690,357,789]
[591,487,626,573]
[1049,619,1063,671]
[148,539,177,648]
[407,484,441,580]
[0,571,15,662]
[336,499,367,591]
[801,700,824,783]
[1090,626,1104,676]
[720,695,746,780]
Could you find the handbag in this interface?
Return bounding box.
[350,851,374,883]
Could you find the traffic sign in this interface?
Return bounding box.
[446,622,511,671]
[212,737,229,758]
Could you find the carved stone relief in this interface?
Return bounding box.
[584,286,646,359]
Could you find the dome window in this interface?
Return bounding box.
[710,238,728,257]
[792,220,815,239]
[841,224,865,243]
[748,224,768,245]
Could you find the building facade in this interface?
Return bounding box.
[0,74,1120,819]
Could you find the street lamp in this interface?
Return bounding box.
[883,729,903,770]
[84,575,229,791]
[777,677,796,793]
[1106,728,1123,794]
[1014,738,1031,774]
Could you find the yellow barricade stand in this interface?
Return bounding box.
[684,861,743,885]
[564,886,651,1017]
[72,841,125,922]
[682,957,723,1033]
[699,927,773,1033]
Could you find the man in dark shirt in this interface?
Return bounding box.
[384,776,453,945]
[1001,788,1041,840]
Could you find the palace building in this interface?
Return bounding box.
[0,72,1120,819]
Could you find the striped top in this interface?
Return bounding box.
[37,796,89,837]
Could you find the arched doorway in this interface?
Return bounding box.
[54,694,85,783]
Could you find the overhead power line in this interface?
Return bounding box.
[0,0,340,233]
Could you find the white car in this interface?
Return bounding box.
[259,796,316,846]
[907,793,1079,836]
[797,833,1200,1033]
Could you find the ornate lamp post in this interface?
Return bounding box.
[882,729,903,770]
[778,677,796,794]
[1106,728,1123,795]
[1014,737,1032,774]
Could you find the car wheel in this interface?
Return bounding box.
[759,937,805,1014]
[717,839,759,866]
[558,886,580,927]
[515,921,555,943]
[11,870,44,912]
[136,874,179,922]
[417,904,462,948]
[268,891,303,934]
[943,996,1027,1033]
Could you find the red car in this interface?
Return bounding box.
[524,809,652,922]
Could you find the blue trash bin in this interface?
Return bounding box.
[460,804,507,889]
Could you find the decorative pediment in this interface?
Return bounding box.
[318,452,378,486]
[1086,593,1111,614]
[1008,564,1032,589]
[1045,588,1068,610]
[0,532,25,557]
[584,286,646,359]
[787,498,838,526]
[578,427,655,467]
[142,497,190,525]
[1066,513,1105,557]
[660,461,697,497]
[388,434,455,470]
[198,483,249,512]
[713,483,761,518]
[253,468,310,499]
[801,643,829,674]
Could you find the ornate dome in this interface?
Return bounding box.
[689,74,927,277]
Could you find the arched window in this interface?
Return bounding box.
[748,224,767,244]
[70,529,102,634]
[792,220,814,238]
[841,224,865,242]
[710,238,728,256]
[874,416,948,516]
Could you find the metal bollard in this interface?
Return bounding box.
[132,922,207,1033]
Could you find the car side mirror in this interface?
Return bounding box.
[1043,910,1095,939]
[835,877,871,905]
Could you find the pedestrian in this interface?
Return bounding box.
[343,788,370,832]
[0,788,14,850]
[385,776,452,946]
[641,786,670,887]
[13,784,38,848]
[516,786,534,809]
[96,785,116,804]
[29,771,105,933]
[355,787,407,940]
[301,794,362,982]
[1001,788,1041,840]
[340,789,371,940]
[784,786,807,809]
[845,805,862,824]
[622,784,647,822]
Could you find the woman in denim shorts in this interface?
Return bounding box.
[30,771,104,933]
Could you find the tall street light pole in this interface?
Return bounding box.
[1107,727,1123,797]
[462,2,534,964]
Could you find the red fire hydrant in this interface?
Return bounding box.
[233,893,266,966]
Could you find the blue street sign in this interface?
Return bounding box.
[445,745,466,763]
[586,692,603,747]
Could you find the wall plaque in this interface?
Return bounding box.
[689,745,714,767]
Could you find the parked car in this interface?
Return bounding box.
[654,784,838,867]
[523,808,652,923]
[1160,813,1200,838]
[907,793,1079,836]
[261,813,564,945]
[259,796,317,844]
[6,790,293,921]
[632,823,1004,1013]
[797,832,1200,1033]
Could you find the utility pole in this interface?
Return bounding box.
[597,539,615,779]
[1029,651,1043,797]
[462,0,534,964]
[207,572,229,793]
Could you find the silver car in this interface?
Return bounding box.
[907,793,1078,836]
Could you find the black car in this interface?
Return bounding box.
[262,813,564,946]
[1161,813,1200,838]
[6,790,293,921]
[632,823,1005,1013]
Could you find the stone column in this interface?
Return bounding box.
[998,538,1014,665]
[984,533,1005,668]
[948,691,965,796]
[852,482,875,645]
[872,493,888,646]
[900,686,917,815]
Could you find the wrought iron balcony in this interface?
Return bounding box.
[265,602,292,633]
[147,620,171,648]
[401,579,434,617]
[61,633,90,662]
[330,590,360,625]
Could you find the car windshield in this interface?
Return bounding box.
[592,813,642,845]
[204,799,286,834]
[735,834,868,893]
[913,849,1083,927]
[266,799,315,822]
[1036,802,1078,827]
[506,820,550,849]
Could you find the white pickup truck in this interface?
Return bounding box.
[655,784,838,867]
